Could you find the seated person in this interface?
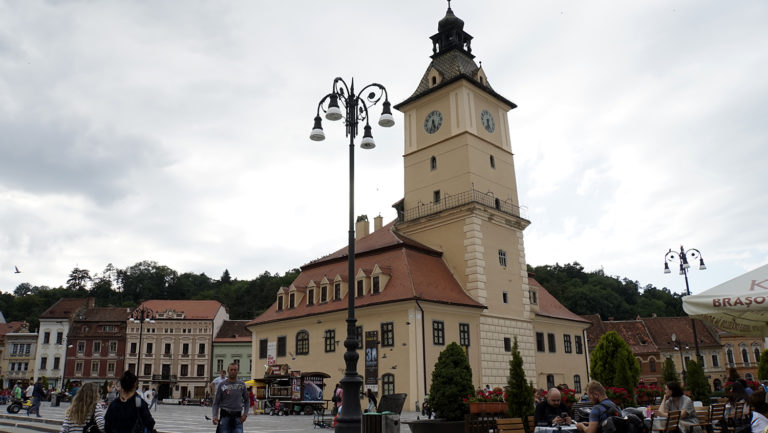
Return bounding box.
[750,389,768,433]
[576,381,621,433]
[535,388,572,426]
[656,382,699,433]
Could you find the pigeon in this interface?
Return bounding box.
[14,266,21,273]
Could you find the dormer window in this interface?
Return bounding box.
[356,280,364,297]
[334,283,341,300]
[321,286,328,303]
[372,276,380,294]
[277,296,284,311]
[289,293,295,308]
[431,76,437,86]
[307,289,315,305]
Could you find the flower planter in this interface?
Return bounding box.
[404,419,465,433]
[469,401,507,414]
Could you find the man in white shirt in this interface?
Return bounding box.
[25,383,34,400]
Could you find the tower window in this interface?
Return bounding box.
[495,198,501,210]
[433,190,441,203]
[504,337,512,352]
[498,249,507,266]
[529,289,538,305]
[490,155,495,168]
[430,156,437,170]
[502,291,508,303]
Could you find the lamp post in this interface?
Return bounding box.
[129,306,155,380]
[664,245,706,362]
[310,77,394,433]
[670,333,688,384]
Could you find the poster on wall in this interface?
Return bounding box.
[365,331,379,392]
[267,342,276,365]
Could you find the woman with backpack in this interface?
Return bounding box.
[60,382,105,433]
[104,371,155,433]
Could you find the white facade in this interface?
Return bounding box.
[34,319,69,390]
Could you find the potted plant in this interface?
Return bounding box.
[634,383,663,405]
[466,387,506,414]
[605,386,632,408]
[405,342,474,433]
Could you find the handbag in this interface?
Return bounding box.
[83,413,99,433]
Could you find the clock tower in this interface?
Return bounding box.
[394,4,536,384]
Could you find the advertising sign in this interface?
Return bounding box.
[267,341,276,365]
[365,331,379,392]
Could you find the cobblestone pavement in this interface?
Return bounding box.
[0,401,421,433]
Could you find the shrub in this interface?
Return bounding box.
[685,359,711,403]
[429,342,474,421]
[506,337,534,430]
[635,383,663,403]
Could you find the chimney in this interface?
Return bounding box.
[374,215,383,231]
[355,215,369,240]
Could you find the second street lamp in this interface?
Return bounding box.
[310,77,394,433]
[664,245,706,362]
[129,305,155,381]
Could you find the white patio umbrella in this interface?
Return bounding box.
[683,264,768,336]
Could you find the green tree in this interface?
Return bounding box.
[759,350,768,381]
[685,360,710,402]
[507,337,534,430]
[429,342,474,421]
[66,267,92,292]
[661,358,678,383]
[590,331,640,394]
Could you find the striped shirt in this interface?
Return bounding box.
[60,402,106,433]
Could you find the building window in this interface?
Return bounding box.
[498,250,507,266]
[575,335,583,354]
[93,341,102,355]
[197,364,205,377]
[130,342,137,354]
[356,280,364,297]
[198,343,206,355]
[181,364,189,377]
[56,332,63,344]
[459,323,470,347]
[574,375,582,393]
[742,348,750,366]
[547,374,555,389]
[563,335,572,354]
[536,332,545,352]
[334,283,341,300]
[75,362,83,374]
[432,321,445,345]
[289,293,295,308]
[107,362,115,374]
[164,343,172,355]
[502,292,508,304]
[259,339,268,359]
[277,336,287,357]
[756,348,762,363]
[727,348,734,365]
[76,341,85,353]
[216,359,224,372]
[128,363,135,373]
[746,372,754,381]
[495,198,501,210]
[321,286,328,302]
[433,190,440,203]
[109,341,117,353]
[43,332,50,344]
[233,359,240,368]
[40,357,47,370]
[144,364,151,376]
[146,343,153,354]
[547,333,556,353]
[504,337,512,352]
[296,330,310,355]
[529,289,538,305]
[325,330,336,353]
[430,156,437,170]
[53,357,60,370]
[277,296,283,311]
[381,323,394,347]
[382,373,395,396]
[372,276,380,294]
[356,326,363,349]
[712,354,720,367]
[91,360,99,376]
[182,343,189,355]
[490,155,495,168]
[307,289,315,305]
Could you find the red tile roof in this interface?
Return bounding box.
[0,321,28,342]
[530,277,590,324]
[215,320,252,342]
[642,316,720,350]
[138,300,225,320]
[584,315,720,353]
[40,298,94,319]
[76,307,132,322]
[249,223,484,326]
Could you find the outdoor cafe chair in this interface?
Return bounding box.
[652,409,682,433]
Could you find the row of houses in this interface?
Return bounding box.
[0,298,251,400]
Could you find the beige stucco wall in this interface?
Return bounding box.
[532,317,590,392]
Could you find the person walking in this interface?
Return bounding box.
[104,370,155,433]
[210,370,226,397]
[212,362,249,433]
[148,388,158,411]
[105,381,118,406]
[365,389,378,413]
[60,382,106,433]
[29,377,45,417]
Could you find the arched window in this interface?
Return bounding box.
[742,348,750,365]
[430,156,437,170]
[649,358,657,372]
[573,375,582,393]
[755,347,761,363]
[713,379,722,391]
[547,374,555,389]
[382,373,395,395]
[296,330,309,355]
[727,348,735,365]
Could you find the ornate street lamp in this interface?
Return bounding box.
[670,333,689,384]
[310,77,394,433]
[664,245,706,361]
[129,306,155,378]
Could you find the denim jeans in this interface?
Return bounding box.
[29,397,40,415]
[219,416,243,433]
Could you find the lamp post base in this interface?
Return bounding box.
[336,373,363,433]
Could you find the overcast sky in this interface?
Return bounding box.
[1,0,766,298]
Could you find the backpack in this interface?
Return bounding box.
[598,402,641,433]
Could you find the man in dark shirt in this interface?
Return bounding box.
[535,388,572,426]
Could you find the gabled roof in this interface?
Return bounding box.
[214,320,251,343]
[40,298,94,319]
[249,224,484,327]
[138,300,224,320]
[642,316,720,350]
[530,277,590,324]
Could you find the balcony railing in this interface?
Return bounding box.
[398,188,528,223]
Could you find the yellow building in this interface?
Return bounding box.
[247,4,589,408]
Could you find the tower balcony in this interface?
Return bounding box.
[398,188,529,226]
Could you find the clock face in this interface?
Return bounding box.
[424,110,443,134]
[481,109,495,133]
